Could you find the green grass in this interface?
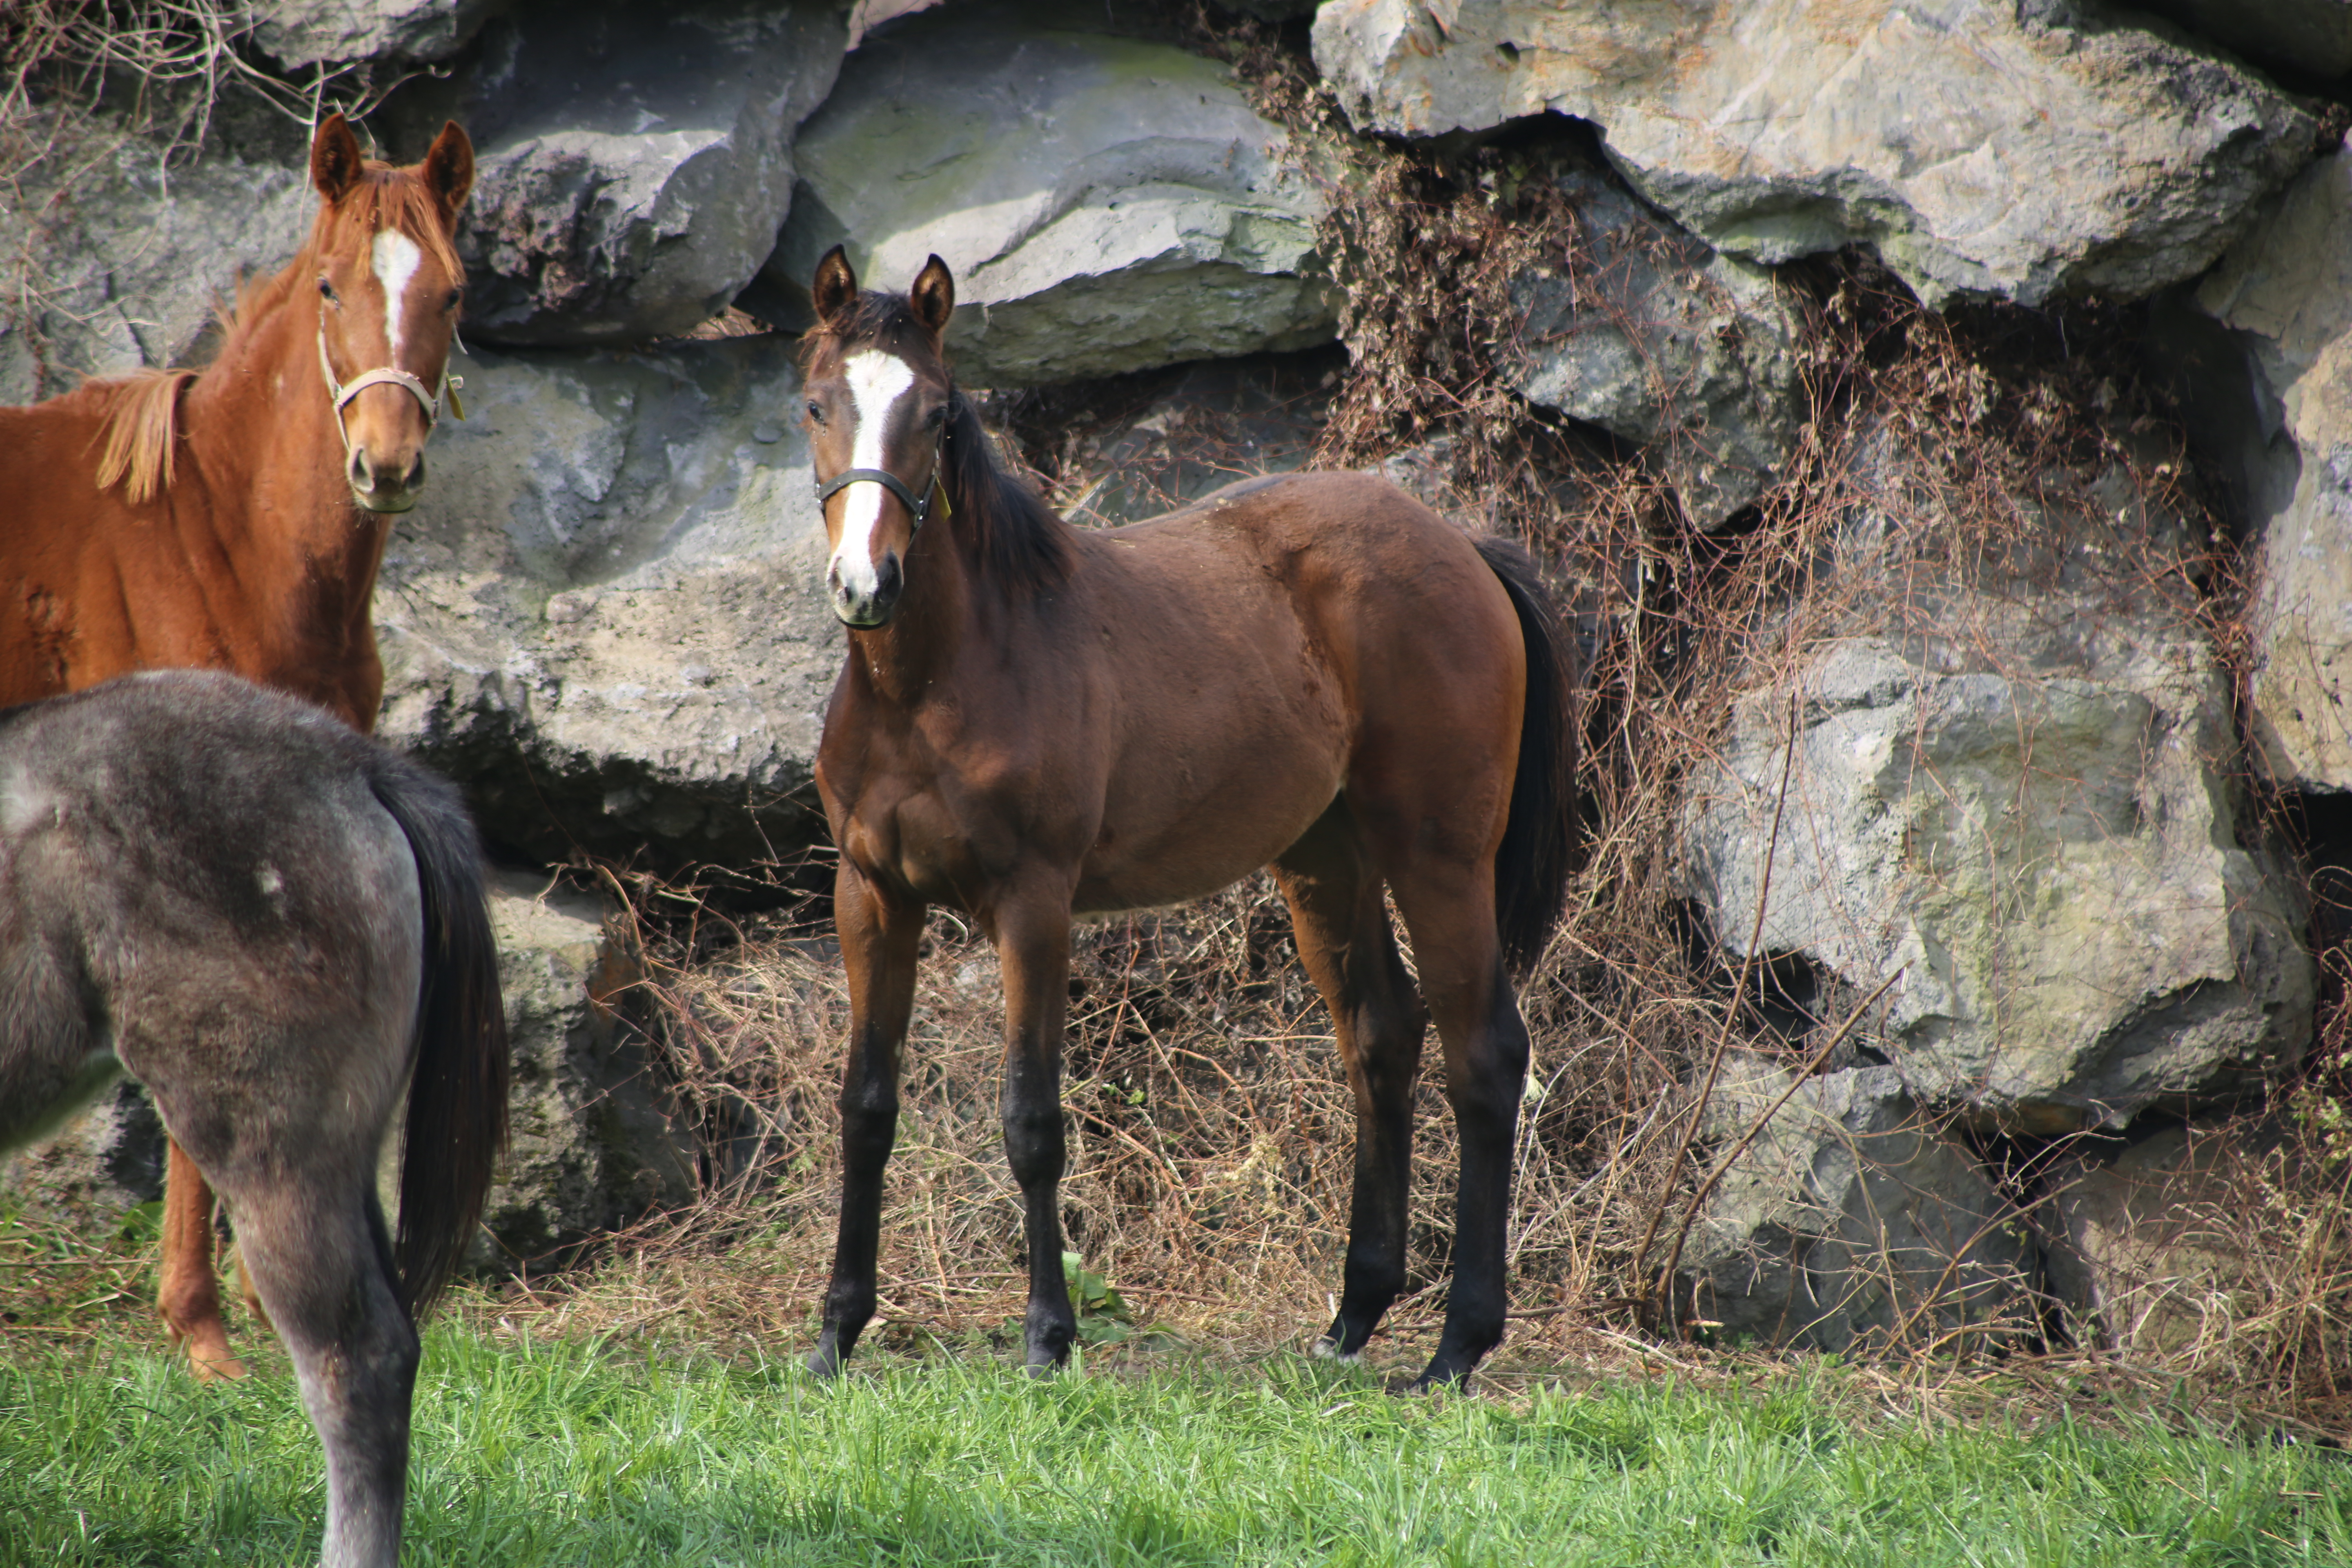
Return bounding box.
[3,1329,2348,1566]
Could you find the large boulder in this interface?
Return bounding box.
[1681,437,2314,1132]
[751,2,1336,385]
[1312,0,2312,308]
[1681,1064,2039,1350]
[249,0,508,67]
[374,332,840,866]
[2185,151,2352,795]
[382,0,848,345]
[0,122,312,403]
[477,870,697,1265]
[1507,167,1802,529]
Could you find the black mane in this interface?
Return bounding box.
[939,389,1072,598]
[803,289,1072,600]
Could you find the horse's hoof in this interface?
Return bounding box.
[806,1339,845,1380]
[1309,1337,1363,1366]
[174,1327,246,1383]
[1399,1362,1468,1395]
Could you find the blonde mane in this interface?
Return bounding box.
[91,368,199,504]
[90,156,459,506]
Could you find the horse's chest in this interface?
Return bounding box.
[840,782,1023,908]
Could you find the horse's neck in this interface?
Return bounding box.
[180,292,387,628]
[846,524,982,709]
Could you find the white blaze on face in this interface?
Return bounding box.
[831,348,918,601]
[371,229,423,360]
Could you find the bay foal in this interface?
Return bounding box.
[0,112,475,1378]
[802,248,1575,1388]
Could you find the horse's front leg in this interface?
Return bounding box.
[995,886,1076,1372]
[158,1140,245,1380]
[809,862,923,1377]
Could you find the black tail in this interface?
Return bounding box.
[1475,536,1578,976]
[367,754,509,1318]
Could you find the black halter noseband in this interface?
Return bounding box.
[813,423,948,532]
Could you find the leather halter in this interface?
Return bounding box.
[316,314,464,459]
[814,428,948,532]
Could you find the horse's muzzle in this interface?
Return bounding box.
[349,448,425,514]
[830,550,903,627]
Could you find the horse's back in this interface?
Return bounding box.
[1097,469,1525,748]
[1055,471,1528,907]
[0,673,427,1159]
[1107,470,1517,654]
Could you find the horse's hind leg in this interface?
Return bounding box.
[995,884,1079,1372]
[158,1140,243,1380]
[1276,802,1427,1362]
[1385,862,1530,1389]
[225,1166,416,1568]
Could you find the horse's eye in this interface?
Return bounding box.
[317,276,339,305]
[805,400,825,425]
[443,289,463,312]
[925,405,947,429]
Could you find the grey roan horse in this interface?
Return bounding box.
[0,670,508,1568]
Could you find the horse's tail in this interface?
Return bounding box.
[1474,536,1578,976]
[365,752,509,1319]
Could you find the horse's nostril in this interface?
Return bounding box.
[875,554,902,598]
[348,450,374,491]
[403,454,426,492]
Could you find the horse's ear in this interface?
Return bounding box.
[311,113,365,203]
[811,245,858,327]
[910,254,955,338]
[422,121,474,218]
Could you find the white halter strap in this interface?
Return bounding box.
[316,314,465,455]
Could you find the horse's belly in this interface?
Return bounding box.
[1070,743,1340,916]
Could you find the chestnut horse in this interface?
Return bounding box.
[801,247,1577,1389]
[0,113,475,1380]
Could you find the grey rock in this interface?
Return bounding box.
[1312,0,2312,308]
[2188,150,2352,794]
[2038,1121,2265,1359]
[250,0,508,67]
[0,1081,165,1230]
[374,333,842,866]
[1682,1064,2038,1350]
[1681,433,2314,1131]
[0,128,313,403]
[1507,168,1801,529]
[385,0,847,345]
[2132,0,2352,80]
[752,2,1336,385]
[477,869,695,1265]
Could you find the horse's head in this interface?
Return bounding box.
[308,114,473,515]
[802,246,957,628]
